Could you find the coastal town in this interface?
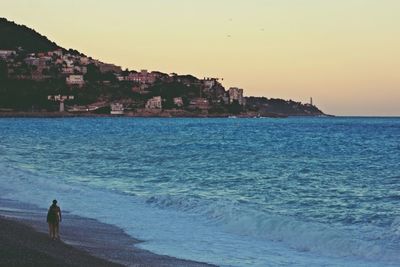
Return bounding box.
[0,18,324,117]
[0,48,250,115]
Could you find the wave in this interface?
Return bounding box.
[145,194,400,264]
[1,161,399,266]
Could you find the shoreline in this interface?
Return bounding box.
[0,198,216,267]
[0,111,330,119]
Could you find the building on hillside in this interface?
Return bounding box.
[66,75,85,86]
[132,84,150,94]
[53,49,63,57]
[189,98,209,110]
[228,87,245,105]
[80,57,90,65]
[127,70,157,84]
[62,67,74,74]
[0,50,17,59]
[145,96,162,109]
[74,66,87,74]
[126,72,138,82]
[37,57,52,70]
[0,50,16,59]
[110,103,124,115]
[63,58,74,68]
[48,49,63,57]
[55,58,63,64]
[173,97,184,107]
[24,57,40,66]
[202,78,218,91]
[115,74,125,81]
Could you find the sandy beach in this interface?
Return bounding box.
[0,217,123,267]
[0,198,216,267]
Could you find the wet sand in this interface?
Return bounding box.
[0,198,216,267]
[0,217,123,267]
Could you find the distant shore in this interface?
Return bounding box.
[0,111,295,118]
[0,198,216,267]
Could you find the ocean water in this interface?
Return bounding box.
[0,117,399,267]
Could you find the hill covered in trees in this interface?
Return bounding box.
[0,18,60,53]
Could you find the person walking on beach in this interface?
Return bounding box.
[47,199,62,240]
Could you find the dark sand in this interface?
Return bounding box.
[0,198,217,267]
[0,217,123,267]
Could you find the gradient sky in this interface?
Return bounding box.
[2,0,400,115]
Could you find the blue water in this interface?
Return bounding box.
[0,117,399,266]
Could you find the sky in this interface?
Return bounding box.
[2,0,400,116]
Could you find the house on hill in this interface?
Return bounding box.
[127,70,157,84]
[146,96,162,109]
[66,75,85,87]
[189,98,209,110]
[173,97,184,107]
[228,87,245,106]
[0,50,16,59]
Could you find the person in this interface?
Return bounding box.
[47,199,62,240]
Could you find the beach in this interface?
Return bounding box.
[0,216,123,267]
[0,198,215,267]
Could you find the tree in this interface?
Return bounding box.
[0,60,7,81]
[84,64,102,82]
[227,100,242,114]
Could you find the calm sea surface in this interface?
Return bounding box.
[0,117,399,266]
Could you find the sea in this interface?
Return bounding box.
[0,117,399,267]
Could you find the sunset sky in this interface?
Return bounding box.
[2,0,400,115]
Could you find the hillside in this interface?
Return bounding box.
[0,17,326,117]
[246,97,324,116]
[0,18,60,52]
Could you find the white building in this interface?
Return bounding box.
[145,96,162,109]
[127,70,157,84]
[115,74,125,81]
[0,50,16,59]
[49,49,63,57]
[189,98,209,110]
[24,57,40,66]
[110,103,124,115]
[80,57,90,65]
[203,78,217,91]
[228,87,245,105]
[63,56,74,68]
[173,97,184,107]
[66,75,85,86]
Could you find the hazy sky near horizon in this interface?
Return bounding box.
[2,0,400,115]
